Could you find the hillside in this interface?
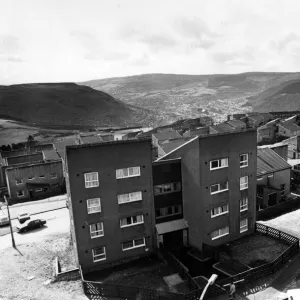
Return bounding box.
[80,72,300,123]
[248,79,300,112]
[0,83,160,128]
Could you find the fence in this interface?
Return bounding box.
[80,223,299,300]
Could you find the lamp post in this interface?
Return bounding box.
[199,274,218,300]
[4,195,16,248]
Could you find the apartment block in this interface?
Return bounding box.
[157,129,257,251]
[65,138,155,274]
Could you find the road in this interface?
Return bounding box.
[0,208,70,250]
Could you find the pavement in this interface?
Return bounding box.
[0,194,67,236]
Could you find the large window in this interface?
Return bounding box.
[90,222,104,238]
[240,197,248,212]
[117,191,142,204]
[116,167,140,179]
[155,205,182,218]
[240,154,248,168]
[84,172,99,188]
[92,246,106,262]
[154,182,181,195]
[120,215,144,228]
[211,204,229,218]
[210,182,228,195]
[211,226,229,240]
[210,158,228,170]
[240,219,248,233]
[87,198,101,214]
[240,176,248,190]
[122,237,146,251]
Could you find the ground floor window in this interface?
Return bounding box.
[211,226,229,240]
[17,190,24,197]
[92,246,106,262]
[122,237,146,251]
[240,219,248,233]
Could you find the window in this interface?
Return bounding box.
[211,204,229,218]
[28,176,34,180]
[117,191,142,204]
[15,179,23,185]
[17,190,24,197]
[240,197,248,212]
[154,182,181,195]
[211,226,229,240]
[92,246,106,262]
[120,215,144,228]
[155,205,182,218]
[90,222,104,238]
[240,154,248,168]
[39,175,45,178]
[84,172,99,188]
[210,182,228,195]
[35,188,43,192]
[240,219,248,233]
[122,237,146,251]
[240,176,248,190]
[280,184,285,196]
[87,198,101,214]
[51,173,57,179]
[116,167,140,179]
[210,158,228,170]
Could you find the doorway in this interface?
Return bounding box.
[268,192,277,206]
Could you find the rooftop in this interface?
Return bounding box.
[79,135,103,144]
[42,149,61,161]
[152,129,182,141]
[227,119,246,128]
[159,138,192,155]
[210,123,236,133]
[279,122,300,133]
[257,148,291,177]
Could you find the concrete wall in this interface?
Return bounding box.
[66,139,155,274]
[257,126,276,143]
[6,160,64,202]
[161,129,257,250]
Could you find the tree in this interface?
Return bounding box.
[27,135,36,149]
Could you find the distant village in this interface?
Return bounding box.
[1,110,300,299]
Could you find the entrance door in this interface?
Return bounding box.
[163,230,183,250]
[268,192,277,206]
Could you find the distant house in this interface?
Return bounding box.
[246,114,265,128]
[278,121,300,138]
[122,131,142,140]
[257,118,280,143]
[288,159,300,183]
[76,134,103,145]
[152,129,182,148]
[209,123,236,134]
[99,133,114,142]
[182,126,209,138]
[257,148,291,210]
[227,113,247,121]
[226,120,247,130]
[270,111,300,119]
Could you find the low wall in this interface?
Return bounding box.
[53,257,80,282]
[257,196,300,221]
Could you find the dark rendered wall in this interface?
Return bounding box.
[66,139,155,274]
[161,130,257,250]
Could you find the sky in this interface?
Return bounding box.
[1,0,300,84]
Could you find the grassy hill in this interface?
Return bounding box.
[248,79,300,112]
[80,72,300,123]
[0,83,160,128]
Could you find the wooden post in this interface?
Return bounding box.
[4,195,16,248]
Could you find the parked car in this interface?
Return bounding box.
[0,215,9,226]
[16,219,46,233]
[17,212,31,224]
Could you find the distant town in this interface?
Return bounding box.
[2,110,300,299]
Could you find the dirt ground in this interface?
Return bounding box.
[229,233,289,267]
[0,232,87,300]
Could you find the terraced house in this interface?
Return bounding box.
[66,129,257,274]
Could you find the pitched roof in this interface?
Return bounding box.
[159,138,191,155]
[42,149,61,161]
[210,123,236,133]
[227,119,246,128]
[152,129,182,141]
[80,135,103,144]
[247,114,264,122]
[257,148,291,177]
[279,122,300,133]
[53,136,78,160]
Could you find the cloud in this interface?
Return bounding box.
[0,35,21,54]
[0,55,24,62]
[212,47,254,65]
[129,53,150,66]
[140,35,178,51]
[271,33,300,52]
[71,30,129,61]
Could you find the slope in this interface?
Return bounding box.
[0,83,159,128]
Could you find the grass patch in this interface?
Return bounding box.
[229,233,289,267]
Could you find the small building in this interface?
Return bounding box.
[278,122,300,138]
[258,144,288,161]
[76,134,104,145]
[256,148,291,209]
[209,123,236,134]
[226,120,247,130]
[246,114,265,128]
